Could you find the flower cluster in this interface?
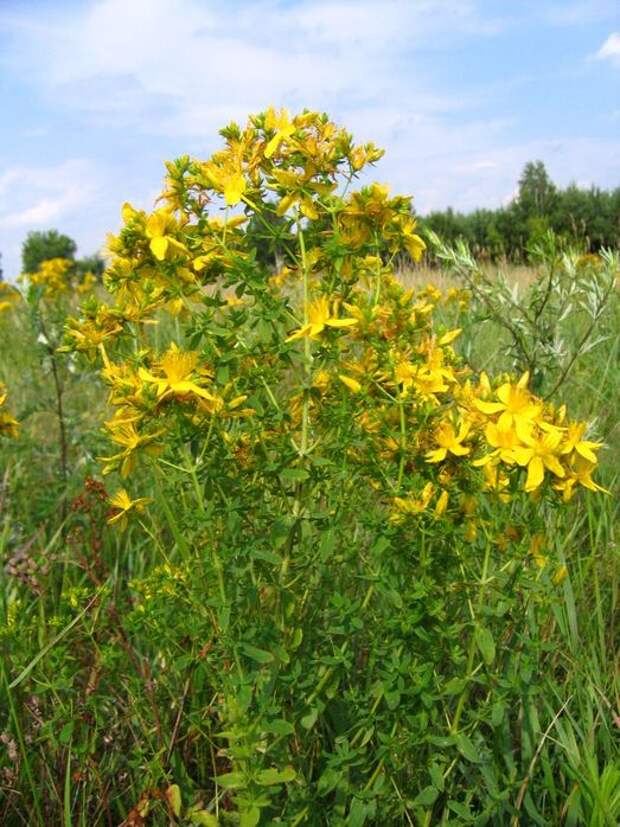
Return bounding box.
[61,107,605,529]
[22,257,97,301]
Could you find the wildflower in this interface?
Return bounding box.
[474,419,522,466]
[99,420,164,478]
[145,210,187,261]
[264,107,296,158]
[529,534,547,568]
[553,454,609,501]
[339,374,362,393]
[139,344,216,403]
[560,421,602,463]
[425,420,470,463]
[475,372,541,435]
[391,482,435,521]
[434,489,449,517]
[512,427,565,493]
[108,489,152,530]
[286,297,358,341]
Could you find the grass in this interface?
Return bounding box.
[0,265,618,826]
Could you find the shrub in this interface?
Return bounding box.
[15,107,604,823]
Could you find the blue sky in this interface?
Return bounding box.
[1,0,619,279]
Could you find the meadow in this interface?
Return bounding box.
[0,108,618,826]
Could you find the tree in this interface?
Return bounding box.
[517,161,557,218]
[75,254,106,278]
[21,230,77,274]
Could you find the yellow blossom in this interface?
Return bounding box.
[139,343,215,403]
[512,427,565,492]
[286,297,358,341]
[339,374,362,393]
[553,454,609,501]
[145,210,187,261]
[425,420,470,463]
[560,421,602,463]
[475,372,541,435]
[108,489,153,530]
[264,107,296,158]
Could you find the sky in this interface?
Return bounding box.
[1,0,619,279]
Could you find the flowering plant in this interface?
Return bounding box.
[63,108,607,823]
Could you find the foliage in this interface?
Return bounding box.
[422,161,620,262]
[21,230,78,274]
[0,109,617,826]
[20,228,105,285]
[428,230,618,397]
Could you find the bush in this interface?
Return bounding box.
[1,108,612,825]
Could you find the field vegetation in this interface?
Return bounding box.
[0,108,618,826]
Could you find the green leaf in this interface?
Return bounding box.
[240,644,274,664]
[264,719,295,736]
[215,771,246,790]
[429,764,445,792]
[414,785,439,807]
[491,700,505,727]
[475,625,496,665]
[256,767,296,786]
[250,548,281,565]
[301,707,318,730]
[455,734,482,763]
[442,677,467,696]
[280,468,309,482]
[59,721,74,745]
[347,798,369,827]
[385,689,401,710]
[189,811,219,827]
[240,805,260,827]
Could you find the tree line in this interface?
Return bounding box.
[421,161,620,262]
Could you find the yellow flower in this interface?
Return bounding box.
[438,328,462,346]
[26,257,73,299]
[425,420,470,463]
[529,533,547,568]
[139,343,216,403]
[99,421,164,478]
[474,419,522,467]
[475,372,541,434]
[338,374,362,393]
[553,454,609,501]
[434,489,449,517]
[286,297,358,341]
[264,107,296,158]
[512,427,565,492]
[560,421,602,463]
[145,210,188,261]
[391,482,435,521]
[108,489,152,530]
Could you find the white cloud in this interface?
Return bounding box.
[0,160,102,278]
[0,0,505,138]
[595,32,620,65]
[0,1,618,278]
